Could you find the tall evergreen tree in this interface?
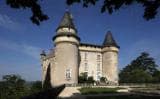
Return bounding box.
[119,52,159,83]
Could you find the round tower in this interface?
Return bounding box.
[102,31,120,85]
[52,11,80,86]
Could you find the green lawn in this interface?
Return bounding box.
[79,87,121,95]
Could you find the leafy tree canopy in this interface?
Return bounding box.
[119,52,160,83]
[6,0,160,25]
[0,74,43,99]
[67,0,160,20]
[0,74,29,99]
[30,81,42,93]
[78,72,94,83]
[6,0,48,25]
[100,77,107,83]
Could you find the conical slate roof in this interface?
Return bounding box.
[103,31,120,48]
[56,11,76,31]
[53,11,80,41]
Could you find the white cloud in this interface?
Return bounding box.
[0,38,42,60]
[0,14,25,31]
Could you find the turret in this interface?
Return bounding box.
[51,11,80,86]
[52,11,80,44]
[40,50,46,61]
[102,31,119,85]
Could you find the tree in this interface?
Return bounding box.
[100,77,107,83]
[67,0,160,20]
[152,70,160,83]
[30,81,42,93]
[6,0,48,25]
[0,74,64,99]
[119,52,160,83]
[78,72,94,83]
[120,69,152,83]
[0,74,29,99]
[78,72,88,83]
[87,76,94,83]
[6,0,160,25]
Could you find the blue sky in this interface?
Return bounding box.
[0,0,160,81]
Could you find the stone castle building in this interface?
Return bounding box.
[40,11,120,87]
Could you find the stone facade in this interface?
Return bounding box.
[79,44,102,81]
[40,11,120,87]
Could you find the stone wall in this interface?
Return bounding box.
[79,45,102,81]
[102,47,119,84]
[52,42,79,86]
[41,58,52,86]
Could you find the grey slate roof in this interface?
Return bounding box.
[56,11,76,31]
[53,11,80,41]
[103,31,120,48]
[80,43,102,48]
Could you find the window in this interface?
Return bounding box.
[97,55,100,60]
[97,72,101,81]
[84,62,88,71]
[84,52,87,60]
[66,69,71,80]
[84,72,88,78]
[97,63,100,71]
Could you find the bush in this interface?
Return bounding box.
[100,77,107,83]
[78,72,94,83]
[87,76,94,83]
